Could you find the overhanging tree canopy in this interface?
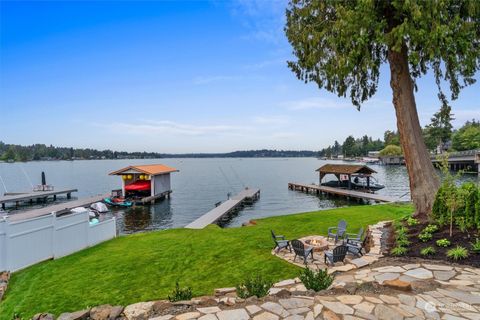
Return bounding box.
[285,0,480,219]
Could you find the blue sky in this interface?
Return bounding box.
[1,0,478,153]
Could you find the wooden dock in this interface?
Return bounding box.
[0,188,78,209]
[185,188,260,229]
[4,194,108,222]
[288,183,399,203]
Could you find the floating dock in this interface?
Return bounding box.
[0,188,78,210]
[288,183,399,203]
[185,188,260,229]
[4,194,108,222]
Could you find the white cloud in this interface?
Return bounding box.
[282,97,352,110]
[253,115,289,125]
[453,109,480,125]
[281,96,392,111]
[106,120,251,137]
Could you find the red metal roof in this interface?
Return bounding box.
[109,164,178,176]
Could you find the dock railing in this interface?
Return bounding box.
[0,211,116,272]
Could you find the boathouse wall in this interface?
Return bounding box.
[153,174,171,196]
[0,211,116,272]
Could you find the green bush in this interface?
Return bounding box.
[424,224,439,233]
[436,238,451,247]
[406,217,419,226]
[446,246,469,260]
[299,268,334,292]
[420,246,436,256]
[396,237,411,247]
[168,282,193,302]
[236,275,272,299]
[391,246,408,256]
[471,238,480,253]
[461,182,480,228]
[418,232,433,242]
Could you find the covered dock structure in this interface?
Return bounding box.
[109,164,178,204]
[316,164,377,190]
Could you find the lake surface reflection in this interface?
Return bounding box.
[1,158,477,234]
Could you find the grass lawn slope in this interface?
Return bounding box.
[0,204,411,319]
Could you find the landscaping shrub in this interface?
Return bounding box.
[447,246,469,261]
[299,268,334,292]
[418,231,433,242]
[391,246,408,256]
[420,246,436,256]
[168,282,193,302]
[471,238,480,253]
[424,224,439,233]
[236,275,272,299]
[406,217,419,226]
[461,182,480,229]
[432,156,479,234]
[436,238,451,247]
[396,237,411,247]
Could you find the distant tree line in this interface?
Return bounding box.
[1,116,477,162]
[0,142,165,162]
[0,143,318,162]
[319,115,479,158]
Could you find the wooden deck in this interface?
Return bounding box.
[4,194,108,222]
[0,188,78,209]
[185,188,260,229]
[288,183,399,203]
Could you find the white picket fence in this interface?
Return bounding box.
[0,211,116,272]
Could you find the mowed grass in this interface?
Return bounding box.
[0,204,411,319]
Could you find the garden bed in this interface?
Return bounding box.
[389,220,480,267]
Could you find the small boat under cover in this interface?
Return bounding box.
[104,197,133,207]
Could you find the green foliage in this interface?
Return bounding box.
[446,246,469,261]
[168,282,193,302]
[418,232,433,242]
[452,120,480,151]
[424,224,438,233]
[423,104,454,151]
[420,246,436,256]
[471,238,480,253]
[299,268,334,292]
[436,239,451,247]
[379,145,402,156]
[391,246,408,256]
[396,237,411,247]
[285,1,480,109]
[236,275,272,299]
[406,217,419,226]
[461,182,480,229]
[432,156,479,232]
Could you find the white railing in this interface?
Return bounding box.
[0,211,116,272]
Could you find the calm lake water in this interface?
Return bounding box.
[0,158,477,234]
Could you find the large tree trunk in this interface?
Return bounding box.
[387,45,440,220]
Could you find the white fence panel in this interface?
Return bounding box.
[7,215,54,271]
[88,219,116,246]
[0,211,116,272]
[54,212,89,258]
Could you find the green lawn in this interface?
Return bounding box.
[0,204,411,319]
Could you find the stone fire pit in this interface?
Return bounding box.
[299,235,329,252]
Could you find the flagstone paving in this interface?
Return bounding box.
[64,262,477,320]
[38,221,480,320]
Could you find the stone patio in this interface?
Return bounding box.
[49,262,480,320]
[272,221,388,273]
[33,221,480,320]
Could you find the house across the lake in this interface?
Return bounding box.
[109,164,179,204]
